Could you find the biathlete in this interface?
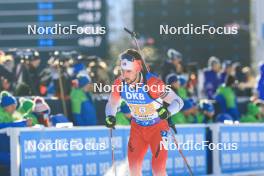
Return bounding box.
[105,49,184,176]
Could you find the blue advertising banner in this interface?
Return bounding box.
[168,127,208,176]
[18,126,208,176]
[220,126,264,173]
[20,128,126,176]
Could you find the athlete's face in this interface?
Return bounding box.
[121,69,138,84]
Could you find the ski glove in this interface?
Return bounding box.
[105,115,116,128]
[157,107,170,120]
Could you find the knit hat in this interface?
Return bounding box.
[200,101,214,113]
[182,99,194,111]
[178,76,187,86]
[165,73,178,85]
[73,63,85,75]
[208,56,220,68]
[167,48,182,60]
[0,91,11,100]
[0,94,17,108]
[77,75,90,88]
[222,60,232,70]
[18,98,34,114]
[33,97,50,114]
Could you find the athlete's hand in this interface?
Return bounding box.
[157,107,170,120]
[167,117,177,134]
[105,115,116,128]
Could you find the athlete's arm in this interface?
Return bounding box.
[161,89,184,116]
[105,78,122,117]
[147,75,184,116]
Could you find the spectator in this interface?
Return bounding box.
[71,62,87,79]
[0,92,17,123]
[257,63,264,101]
[53,57,72,99]
[70,74,97,126]
[16,98,38,126]
[238,67,256,96]
[233,62,244,82]
[186,71,198,97]
[32,97,51,127]
[0,77,11,93]
[166,73,188,100]
[197,101,215,123]
[45,55,72,98]
[0,54,14,79]
[0,91,33,126]
[86,56,110,86]
[16,50,41,95]
[169,97,214,125]
[161,48,183,82]
[220,60,233,84]
[240,102,261,123]
[0,55,15,92]
[203,56,221,99]
[215,75,240,121]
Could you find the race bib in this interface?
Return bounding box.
[128,103,157,120]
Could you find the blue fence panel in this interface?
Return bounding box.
[17,126,208,176]
[220,126,264,173]
[20,129,114,176]
[0,133,10,166]
[170,127,208,176]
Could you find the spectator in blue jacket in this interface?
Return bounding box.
[220,60,233,84]
[257,63,264,101]
[203,56,221,99]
